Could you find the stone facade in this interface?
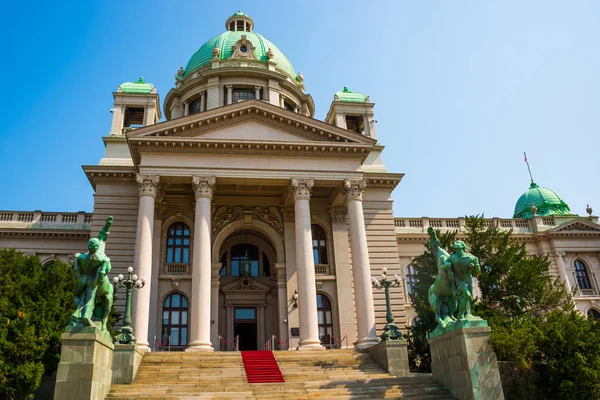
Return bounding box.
[1,12,599,358]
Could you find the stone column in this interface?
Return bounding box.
[344,179,378,349]
[200,91,206,112]
[226,85,233,105]
[110,104,125,135]
[187,176,216,352]
[132,174,160,351]
[330,206,358,345]
[254,86,261,100]
[183,101,189,116]
[555,252,572,293]
[275,263,289,349]
[210,262,222,350]
[149,196,166,347]
[291,178,323,350]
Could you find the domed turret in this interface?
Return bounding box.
[513,181,572,219]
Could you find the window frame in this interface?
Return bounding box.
[311,224,328,265]
[161,292,189,348]
[574,259,593,291]
[166,222,191,264]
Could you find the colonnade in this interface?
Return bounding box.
[132,174,378,351]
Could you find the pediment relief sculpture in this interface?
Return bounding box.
[554,220,600,232]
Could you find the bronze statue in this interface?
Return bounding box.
[427,227,485,335]
[427,227,457,328]
[68,217,114,331]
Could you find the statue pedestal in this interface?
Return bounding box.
[112,344,145,384]
[366,339,410,377]
[429,326,504,400]
[54,327,114,400]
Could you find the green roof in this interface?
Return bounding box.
[335,87,368,103]
[119,77,155,94]
[513,181,572,219]
[184,30,297,80]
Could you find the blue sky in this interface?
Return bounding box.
[1,1,599,218]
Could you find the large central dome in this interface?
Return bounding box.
[184,12,297,81]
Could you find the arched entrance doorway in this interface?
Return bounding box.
[216,226,281,350]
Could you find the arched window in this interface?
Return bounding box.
[588,308,600,321]
[166,222,190,263]
[405,265,418,297]
[312,224,328,265]
[574,260,592,290]
[317,293,334,348]
[162,293,188,347]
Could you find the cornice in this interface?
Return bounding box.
[0,229,90,239]
[82,166,137,190]
[363,172,404,189]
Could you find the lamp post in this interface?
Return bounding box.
[112,266,146,344]
[371,268,403,341]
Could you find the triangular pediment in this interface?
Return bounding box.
[551,219,600,233]
[198,121,310,142]
[221,277,271,293]
[127,99,375,145]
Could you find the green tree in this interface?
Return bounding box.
[0,249,75,399]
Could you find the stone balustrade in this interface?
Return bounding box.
[0,210,93,230]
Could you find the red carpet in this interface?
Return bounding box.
[241,351,285,383]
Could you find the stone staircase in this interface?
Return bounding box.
[107,349,453,399]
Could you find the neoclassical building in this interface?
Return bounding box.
[1,12,599,352]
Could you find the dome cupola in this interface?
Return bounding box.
[225,11,254,32]
[513,181,572,219]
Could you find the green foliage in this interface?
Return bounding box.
[536,310,600,399]
[0,249,76,399]
[408,216,600,399]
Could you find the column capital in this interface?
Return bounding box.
[136,174,160,197]
[343,179,367,202]
[329,206,348,223]
[291,178,314,201]
[254,85,262,90]
[192,176,216,199]
[226,85,233,89]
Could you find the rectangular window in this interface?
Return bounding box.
[235,308,256,320]
[232,89,255,103]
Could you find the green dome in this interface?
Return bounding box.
[335,87,368,103]
[119,77,155,94]
[184,30,297,80]
[513,181,572,219]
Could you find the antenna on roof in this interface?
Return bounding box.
[524,152,534,183]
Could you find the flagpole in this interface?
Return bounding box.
[524,152,534,183]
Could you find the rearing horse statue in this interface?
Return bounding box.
[427,227,457,328]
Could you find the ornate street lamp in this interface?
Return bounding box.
[371,268,403,341]
[112,266,146,344]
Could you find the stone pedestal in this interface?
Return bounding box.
[54,327,114,400]
[366,340,410,377]
[112,344,145,384]
[429,326,504,400]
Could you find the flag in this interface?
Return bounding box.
[524,152,528,163]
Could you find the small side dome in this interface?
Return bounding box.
[334,87,369,103]
[513,181,572,219]
[119,77,155,94]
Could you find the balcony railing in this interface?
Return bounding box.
[163,263,191,275]
[315,264,332,275]
[0,210,93,230]
[394,217,533,234]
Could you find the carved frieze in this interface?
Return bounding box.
[281,206,295,222]
[192,176,216,199]
[212,205,283,236]
[291,178,314,201]
[343,179,367,202]
[136,174,160,197]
